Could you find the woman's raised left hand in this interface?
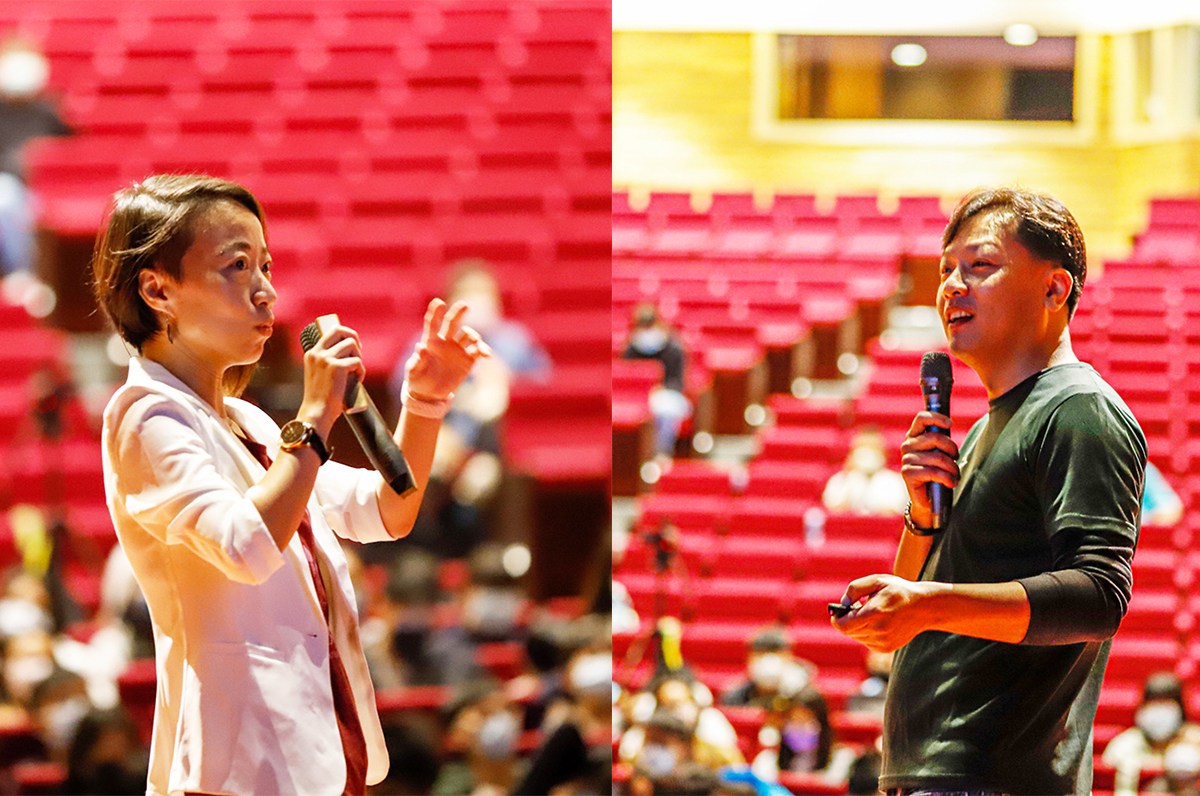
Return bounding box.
[404,298,491,402]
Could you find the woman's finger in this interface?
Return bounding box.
[441,301,470,340]
[424,299,447,341]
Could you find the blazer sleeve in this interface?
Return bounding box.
[110,390,287,585]
[312,461,394,544]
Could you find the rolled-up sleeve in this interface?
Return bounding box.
[1019,392,1146,645]
[312,461,393,544]
[112,392,286,585]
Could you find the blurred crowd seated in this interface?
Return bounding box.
[612,190,1200,795]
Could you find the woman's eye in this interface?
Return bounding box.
[233,259,247,271]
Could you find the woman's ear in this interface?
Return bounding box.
[138,268,173,315]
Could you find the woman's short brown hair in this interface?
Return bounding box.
[92,174,266,396]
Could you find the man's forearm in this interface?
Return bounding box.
[919,580,1031,644]
[894,529,933,580]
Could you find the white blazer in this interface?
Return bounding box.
[101,357,394,796]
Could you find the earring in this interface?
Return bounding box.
[165,315,176,343]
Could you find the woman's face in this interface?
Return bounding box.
[161,200,275,371]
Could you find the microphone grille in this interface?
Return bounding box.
[300,322,321,353]
[920,351,953,383]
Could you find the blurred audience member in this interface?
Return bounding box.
[1143,461,1184,526]
[392,261,550,558]
[623,672,743,770]
[461,542,528,644]
[61,706,147,795]
[371,722,443,796]
[844,650,893,718]
[0,568,53,639]
[434,678,526,796]
[821,430,907,515]
[1104,672,1200,795]
[29,667,90,761]
[0,38,71,316]
[622,303,690,459]
[629,708,697,792]
[361,548,481,689]
[720,627,815,709]
[846,736,884,796]
[751,685,854,785]
[3,627,54,709]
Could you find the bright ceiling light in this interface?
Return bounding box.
[891,43,927,68]
[1004,23,1039,46]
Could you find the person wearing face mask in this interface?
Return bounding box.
[630,709,696,794]
[1103,672,1200,796]
[2,628,55,710]
[0,38,71,315]
[29,668,91,762]
[622,303,690,459]
[821,429,908,516]
[751,685,855,787]
[721,627,817,709]
[389,261,551,559]
[434,679,526,796]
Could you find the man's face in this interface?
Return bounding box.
[937,210,1060,372]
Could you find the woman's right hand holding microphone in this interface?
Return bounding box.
[296,324,366,443]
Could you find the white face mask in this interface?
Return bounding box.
[459,292,501,335]
[1166,742,1200,778]
[750,653,785,689]
[476,710,520,761]
[40,696,90,753]
[4,655,53,703]
[569,654,612,697]
[1137,702,1184,743]
[0,49,49,99]
[640,743,678,778]
[666,700,699,729]
[630,328,667,355]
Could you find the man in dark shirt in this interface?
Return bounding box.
[831,187,1147,796]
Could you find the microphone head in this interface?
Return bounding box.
[300,322,321,353]
[920,351,953,400]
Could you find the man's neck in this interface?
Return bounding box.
[141,337,226,416]
[975,327,1078,401]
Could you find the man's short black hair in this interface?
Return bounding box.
[943,187,1087,319]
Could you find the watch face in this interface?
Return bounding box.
[280,421,308,446]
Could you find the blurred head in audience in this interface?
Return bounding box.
[744,627,808,701]
[30,667,91,760]
[446,678,523,787]
[634,708,694,782]
[771,685,833,774]
[64,707,147,795]
[638,761,720,796]
[3,628,54,707]
[462,542,524,641]
[448,259,504,336]
[0,39,49,101]
[0,569,53,640]
[1136,672,1189,749]
[627,303,670,356]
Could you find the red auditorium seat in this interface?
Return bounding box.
[689,577,796,624]
[745,460,835,502]
[833,194,882,219]
[770,193,820,221]
[713,214,775,256]
[1147,197,1200,230]
[709,192,757,218]
[776,217,839,259]
[758,425,848,465]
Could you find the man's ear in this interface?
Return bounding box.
[138,268,174,315]
[1045,268,1072,313]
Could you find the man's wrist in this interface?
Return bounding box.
[904,503,938,536]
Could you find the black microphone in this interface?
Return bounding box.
[300,315,416,496]
[919,351,953,530]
